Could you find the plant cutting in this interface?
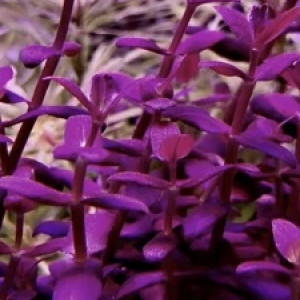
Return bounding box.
[1,0,300,299]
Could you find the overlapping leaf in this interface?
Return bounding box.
[108,171,171,190]
[255,53,300,81]
[0,177,72,206]
[199,61,248,79]
[272,219,300,264]
[176,30,224,55]
[215,5,253,47]
[117,272,167,299]
[235,132,296,168]
[159,134,194,162]
[116,37,165,55]
[82,193,149,213]
[162,105,230,133]
[53,272,102,300]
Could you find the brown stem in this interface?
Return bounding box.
[15,213,24,252]
[0,254,20,300]
[158,3,196,78]
[70,203,87,262]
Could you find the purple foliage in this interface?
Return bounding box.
[1,0,300,299]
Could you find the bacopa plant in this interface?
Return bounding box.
[2,0,300,299]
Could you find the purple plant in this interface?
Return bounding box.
[1,0,300,299]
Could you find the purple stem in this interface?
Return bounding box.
[158,3,196,78]
[164,161,177,235]
[70,120,102,262]
[15,213,24,252]
[211,49,259,248]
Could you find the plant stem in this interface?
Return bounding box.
[102,210,127,266]
[164,188,177,235]
[70,121,102,262]
[211,49,258,248]
[70,203,87,262]
[164,161,177,235]
[15,213,24,252]
[0,254,20,300]
[158,3,196,78]
[7,0,75,174]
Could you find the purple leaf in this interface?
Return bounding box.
[215,6,253,47]
[108,171,171,190]
[235,132,297,168]
[54,115,105,162]
[193,93,230,106]
[175,53,200,83]
[187,0,239,6]
[150,121,180,160]
[117,271,167,299]
[143,232,177,263]
[183,204,226,239]
[255,7,300,47]
[45,77,94,111]
[2,106,87,128]
[82,193,149,213]
[199,61,248,79]
[65,212,114,254]
[0,66,13,91]
[159,134,194,162]
[250,5,270,35]
[116,37,165,55]
[0,90,29,104]
[64,115,94,147]
[62,42,81,57]
[144,98,175,113]
[236,261,291,275]
[251,93,300,121]
[255,53,300,81]
[20,45,60,68]
[176,30,224,55]
[162,105,231,133]
[0,176,72,206]
[33,221,70,238]
[0,134,12,144]
[179,164,232,189]
[53,272,102,300]
[45,167,102,198]
[234,245,267,260]
[121,216,153,238]
[102,138,145,157]
[240,277,291,300]
[272,218,300,264]
[23,237,68,257]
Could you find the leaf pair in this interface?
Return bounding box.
[20,42,80,68]
[116,30,224,57]
[200,52,300,81]
[216,5,300,50]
